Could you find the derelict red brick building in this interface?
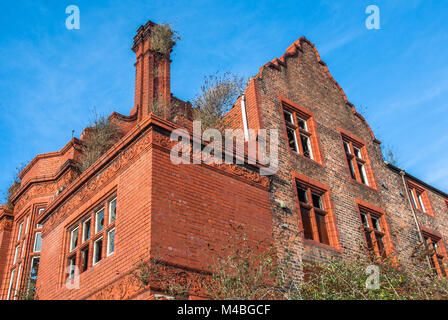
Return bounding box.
[1,20,447,300]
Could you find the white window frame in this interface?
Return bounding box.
[107,228,115,256]
[13,245,20,264]
[95,208,105,234]
[13,264,21,300]
[82,219,91,243]
[6,269,15,300]
[70,227,79,251]
[299,132,314,160]
[283,110,294,124]
[37,208,44,228]
[410,189,418,208]
[33,232,42,252]
[17,222,23,241]
[93,237,103,265]
[417,192,426,212]
[297,116,308,131]
[358,162,369,186]
[67,255,76,280]
[25,216,29,234]
[360,212,370,228]
[283,110,299,153]
[30,256,40,278]
[21,239,26,258]
[109,198,117,224]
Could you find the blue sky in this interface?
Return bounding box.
[0,0,447,198]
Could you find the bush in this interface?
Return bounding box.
[3,164,25,210]
[206,227,448,300]
[192,72,245,134]
[151,23,180,56]
[77,114,123,173]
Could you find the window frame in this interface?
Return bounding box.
[107,228,115,257]
[421,229,447,278]
[33,232,42,252]
[340,131,375,188]
[17,222,23,241]
[109,197,117,224]
[70,227,79,252]
[357,203,391,259]
[95,207,105,234]
[407,180,434,217]
[294,173,340,250]
[13,264,22,300]
[36,208,45,228]
[82,218,91,243]
[64,195,117,279]
[13,245,20,264]
[281,98,323,165]
[93,236,103,265]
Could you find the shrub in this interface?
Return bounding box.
[205,225,280,300]
[192,72,245,134]
[17,276,37,300]
[77,114,123,173]
[206,227,448,300]
[151,23,180,56]
[3,164,25,210]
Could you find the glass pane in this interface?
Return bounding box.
[108,229,115,255]
[95,209,105,233]
[358,162,368,184]
[81,247,89,272]
[315,213,329,245]
[34,232,42,252]
[17,223,23,241]
[30,257,40,280]
[297,117,307,130]
[360,212,369,228]
[94,239,103,264]
[410,189,418,208]
[286,128,298,152]
[83,220,91,242]
[311,193,323,209]
[353,147,362,159]
[376,234,385,257]
[417,193,426,212]
[109,199,117,223]
[348,159,356,179]
[364,231,374,251]
[300,134,313,159]
[70,228,78,250]
[343,141,351,154]
[283,110,294,124]
[14,246,19,264]
[371,217,381,231]
[297,185,308,203]
[300,207,314,240]
[68,256,76,279]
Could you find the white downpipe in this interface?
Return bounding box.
[241,94,250,142]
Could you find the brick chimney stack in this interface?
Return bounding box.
[131,20,171,121]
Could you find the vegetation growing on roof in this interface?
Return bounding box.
[151,23,180,56]
[192,72,246,134]
[3,164,25,210]
[76,113,123,173]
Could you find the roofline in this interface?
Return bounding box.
[386,162,448,199]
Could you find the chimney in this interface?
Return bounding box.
[131,20,172,121]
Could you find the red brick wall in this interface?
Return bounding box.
[150,130,272,272]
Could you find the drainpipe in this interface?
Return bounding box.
[240,94,250,142]
[399,169,432,269]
